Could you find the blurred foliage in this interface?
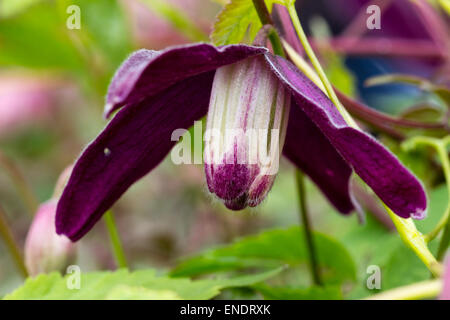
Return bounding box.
[254,283,342,299]
[0,0,41,17]
[170,226,355,299]
[0,0,132,95]
[171,227,356,285]
[309,16,356,97]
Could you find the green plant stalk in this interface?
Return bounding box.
[404,136,450,259]
[104,211,128,269]
[282,40,326,90]
[286,4,358,128]
[0,205,28,278]
[365,278,442,300]
[438,221,450,260]
[252,0,285,57]
[0,151,38,215]
[296,170,322,286]
[434,143,450,260]
[385,205,441,277]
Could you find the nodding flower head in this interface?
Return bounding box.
[204,56,291,210]
[55,43,427,241]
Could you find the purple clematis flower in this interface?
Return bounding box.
[56,43,427,241]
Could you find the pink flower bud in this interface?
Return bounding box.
[24,200,76,276]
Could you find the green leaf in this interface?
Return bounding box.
[105,286,182,300]
[415,184,448,234]
[211,0,287,46]
[4,268,283,300]
[335,215,400,299]
[254,283,342,300]
[171,227,356,285]
[339,184,446,296]
[382,240,439,290]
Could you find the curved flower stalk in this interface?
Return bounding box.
[56,43,427,241]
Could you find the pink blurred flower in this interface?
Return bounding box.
[24,199,76,276]
[0,72,75,136]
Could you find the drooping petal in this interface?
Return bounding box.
[56,72,214,241]
[266,54,427,219]
[105,44,267,117]
[283,105,354,214]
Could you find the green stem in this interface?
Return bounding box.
[407,136,450,260]
[385,205,441,277]
[0,205,28,278]
[435,144,450,259]
[403,137,450,259]
[438,222,450,260]
[104,211,128,269]
[286,4,358,128]
[0,151,38,215]
[252,0,285,57]
[365,278,442,300]
[296,170,322,286]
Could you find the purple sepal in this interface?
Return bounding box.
[57,72,213,240]
[266,54,427,219]
[283,105,354,214]
[105,43,267,117]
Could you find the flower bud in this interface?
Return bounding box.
[24,200,76,276]
[204,56,291,210]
